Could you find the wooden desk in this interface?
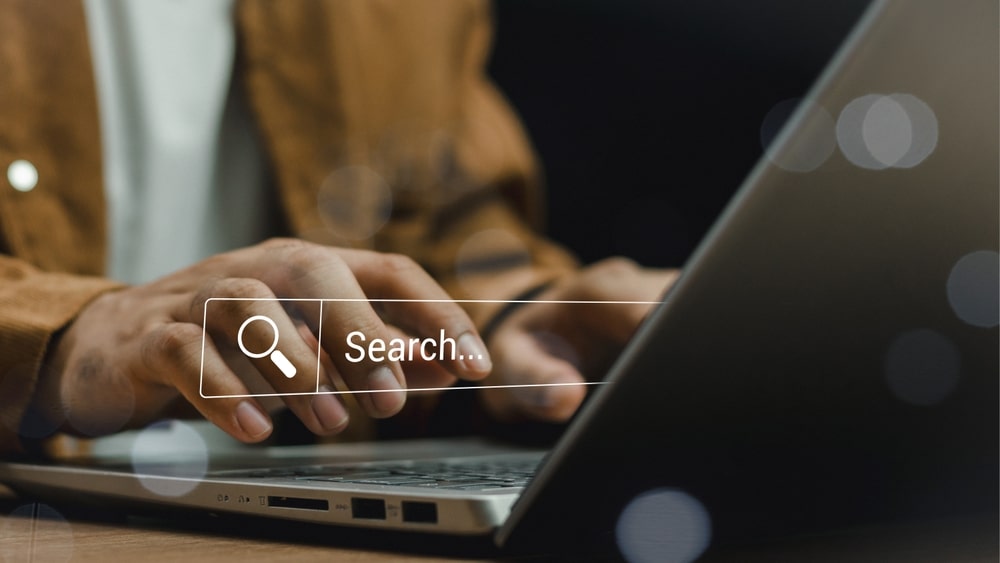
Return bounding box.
[0,486,498,562]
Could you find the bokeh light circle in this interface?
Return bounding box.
[64,365,136,437]
[862,95,913,167]
[888,93,938,168]
[317,165,393,241]
[615,488,712,563]
[130,420,209,497]
[946,250,1000,328]
[837,95,890,170]
[761,98,836,173]
[837,93,938,170]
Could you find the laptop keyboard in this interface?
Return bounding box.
[216,457,541,491]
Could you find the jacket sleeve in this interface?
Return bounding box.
[0,258,122,453]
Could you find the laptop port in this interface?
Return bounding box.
[351,497,386,520]
[267,496,329,511]
[401,501,437,524]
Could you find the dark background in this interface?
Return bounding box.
[489,0,871,268]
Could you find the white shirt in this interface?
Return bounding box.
[83,0,276,284]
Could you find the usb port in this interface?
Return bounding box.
[351,497,386,520]
[401,501,437,524]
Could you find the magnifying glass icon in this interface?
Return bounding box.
[237,315,297,379]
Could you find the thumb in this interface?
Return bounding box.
[482,330,587,423]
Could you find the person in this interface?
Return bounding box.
[0,0,675,453]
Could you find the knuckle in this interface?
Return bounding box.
[211,277,274,301]
[570,257,639,301]
[189,276,224,320]
[193,278,276,322]
[592,257,638,277]
[379,253,419,276]
[345,316,384,343]
[259,237,303,250]
[282,241,331,268]
[142,323,203,371]
[282,244,349,284]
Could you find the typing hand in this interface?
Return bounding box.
[34,239,491,442]
[480,258,678,422]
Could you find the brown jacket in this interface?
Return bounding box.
[0,0,577,452]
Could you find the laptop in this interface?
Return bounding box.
[1,0,996,558]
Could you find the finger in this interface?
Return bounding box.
[296,322,345,390]
[196,279,349,435]
[575,258,674,300]
[569,260,677,342]
[252,244,407,417]
[383,325,457,391]
[140,322,273,443]
[336,250,492,379]
[296,322,353,432]
[397,361,457,392]
[483,330,587,423]
[580,300,657,345]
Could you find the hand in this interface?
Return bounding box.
[34,238,491,442]
[480,258,678,422]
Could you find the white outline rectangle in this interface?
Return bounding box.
[199,298,661,399]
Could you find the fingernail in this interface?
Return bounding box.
[236,401,272,439]
[368,365,405,415]
[458,332,492,374]
[312,386,349,432]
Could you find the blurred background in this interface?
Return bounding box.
[489,0,871,268]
